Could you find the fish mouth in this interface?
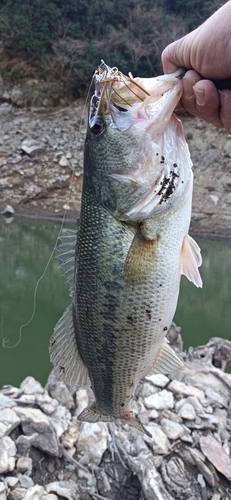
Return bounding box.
[90,60,185,127]
[89,60,151,127]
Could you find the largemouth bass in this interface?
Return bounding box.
[49,61,202,435]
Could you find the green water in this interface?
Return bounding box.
[1,217,231,388]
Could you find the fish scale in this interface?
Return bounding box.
[49,62,202,436]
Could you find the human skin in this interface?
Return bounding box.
[161,1,231,133]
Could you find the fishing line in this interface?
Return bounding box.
[2,77,94,350]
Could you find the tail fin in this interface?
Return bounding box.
[78,403,152,438]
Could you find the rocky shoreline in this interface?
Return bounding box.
[1,327,231,500]
[1,102,231,238]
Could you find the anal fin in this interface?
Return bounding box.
[49,303,88,386]
[148,341,184,375]
[180,234,202,288]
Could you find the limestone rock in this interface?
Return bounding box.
[21,139,45,157]
[0,436,16,473]
[10,488,27,500]
[168,380,204,400]
[145,374,169,388]
[59,156,69,168]
[178,403,196,420]
[20,376,44,395]
[23,485,45,500]
[46,371,74,410]
[14,407,59,456]
[0,407,20,437]
[36,392,59,415]
[16,433,38,456]
[144,423,170,454]
[200,435,231,482]
[144,390,174,410]
[19,475,34,489]
[61,421,78,449]
[17,456,33,475]
[160,418,184,440]
[0,481,6,500]
[77,422,109,465]
[4,476,19,488]
[42,495,58,500]
[0,393,15,407]
[46,481,78,500]
[48,405,71,438]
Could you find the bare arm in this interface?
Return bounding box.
[161,1,231,133]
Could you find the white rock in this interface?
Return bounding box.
[59,156,69,167]
[46,481,78,500]
[209,194,219,205]
[75,388,89,417]
[42,495,58,500]
[178,403,196,420]
[186,395,205,414]
[77,422,109,465]
[20,377,44,395]
[168,380,204,400]
[149,409,158,419]
[10,488,27,500]
[13,395,36,405]
[0,394,15,407]
[0,436,16,473]
[48,405,71,438]
[0,408,21,437]
[205,388,228,407]
[61,421,78,449]
[17,456,33,475]
[4,476,19,488]
[23,485,45,500]
[144,390,174,410]
[144,423,170,454]
[0,481,6,500]
[19,475,34,489]
[36,393,59,415]
[160,418,184,440]
[2,204,15,215]
[145,374,169,388]
[21,139,45,157]
[180,433,193,443]
[14,407,59,456]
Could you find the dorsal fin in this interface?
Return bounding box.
[56,229,77,296]
[180,234,202,288]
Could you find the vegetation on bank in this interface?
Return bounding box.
[0,0,225,100]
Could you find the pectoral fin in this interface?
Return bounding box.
[180,234,202,288]
[148,341,184,375]
[49,303,88,386]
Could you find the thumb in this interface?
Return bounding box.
[161,42,182,74]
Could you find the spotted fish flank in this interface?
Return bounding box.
[49,61,202,436]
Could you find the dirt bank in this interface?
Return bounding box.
[0,101,231,237]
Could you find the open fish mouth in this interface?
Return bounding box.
[89,60,186,128]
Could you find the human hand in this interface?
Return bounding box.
[161,1,231,133]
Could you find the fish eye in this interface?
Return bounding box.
[90,118,105,135]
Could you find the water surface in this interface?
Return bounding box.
[1,217,231,388]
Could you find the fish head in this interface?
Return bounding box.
[84,60,193,221]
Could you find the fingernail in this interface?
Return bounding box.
[183,78,194,98]
[218,89,224,109]
[193,86,205,106]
